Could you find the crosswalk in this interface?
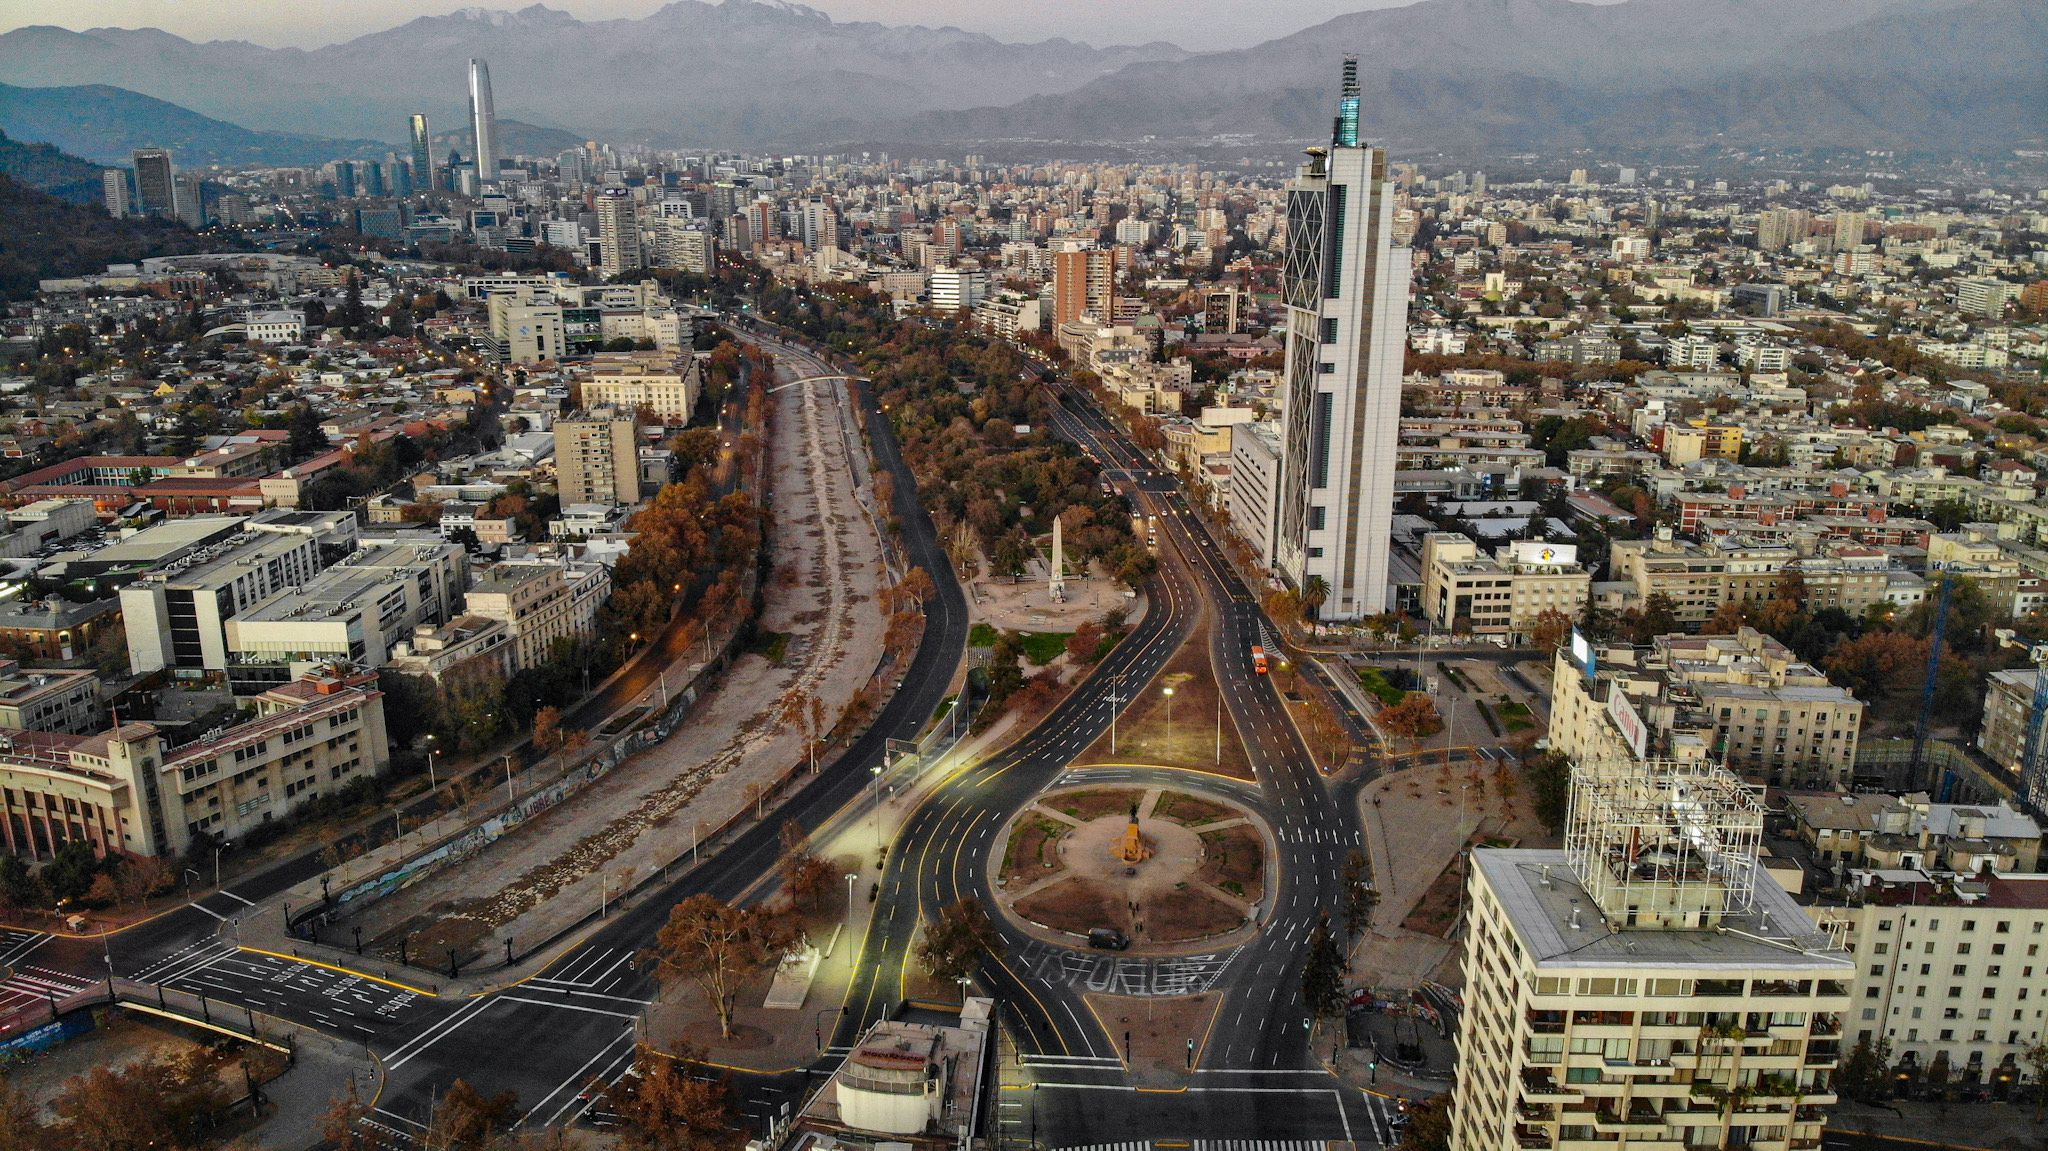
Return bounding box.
[0,962,96,1013]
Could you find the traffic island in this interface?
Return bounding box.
[993,785,1267,952]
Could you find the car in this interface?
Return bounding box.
[1086,927,1130,950]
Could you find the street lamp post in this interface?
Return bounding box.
[503,754,516,804]
[845,873,859,929]
[1163,687,1175,742]
[871,762,885,848]
[426,746,439,792]
[1214,689,1222,765]
[1109,672,1125,754]
[212,841,231,889]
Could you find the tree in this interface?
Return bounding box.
[1528,608,1574,653]
[1301,912,1347,1022]
[321,1076,375,1151]
[1840,1032,1894,1103]
[917,897,999,985]
[532,705,564,757]
[2021,1039,2048,1122]
[1396,1092,1453,1151]
[49,1047,231,1151]
[1378,692,1444,739]
[1341,850,1376,940]
[1527,752,1572,834]
[648,895,798,1039]
[1300,575,1330,625]
[0,1079,46,1151]
[606,1044,735,1151]
[423,1079,519,1151]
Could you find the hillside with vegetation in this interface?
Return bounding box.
[0,129,104,203]
[0,174,223,300]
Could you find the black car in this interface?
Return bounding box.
[1086,927,1131,951]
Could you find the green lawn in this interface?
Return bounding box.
[969,623,1000,648]
[1497,699,1535,731]
[1357,666,1405,706]
[1016,631,1071,665]
[749,630,790,664]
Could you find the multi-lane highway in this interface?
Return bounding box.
[9,325,1384,1148]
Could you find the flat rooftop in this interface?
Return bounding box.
[1476,848,1851,972]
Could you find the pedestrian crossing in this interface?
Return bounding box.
[0,962,96,1013]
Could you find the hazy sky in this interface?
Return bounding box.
[0,0,1432,52]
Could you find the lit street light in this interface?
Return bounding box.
[1163,686,1175,742]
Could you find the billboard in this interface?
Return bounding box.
[1567,627,1596,682]
[1607,687,1650,760]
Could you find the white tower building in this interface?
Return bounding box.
[1270,58,1411,619]
[467,58,499,187]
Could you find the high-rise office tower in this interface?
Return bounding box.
[102,169,132,218]
[409,114,433,194]
[1448,757,1850,1151]
[595,187,643,278]
[1052,246,1115,326]
[1269,59,1411,620]
[468,58,499,186]
[334,161,357,199]
[132,148,177,218]
[799,199,837,251]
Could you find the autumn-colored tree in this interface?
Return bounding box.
[606,1044,735,1151]
[918,897,999,985]
[320,1076,375,1151]
[532,706,564,756]
[1396,1092,1453,1151]
[1701,600,1750,635]
[898,565,935,605]
[0,1078,46,1151]
[1378,692,1444,739]
[49,1047,232,1151]
[1823,630,1928,705]
[1065,620,1106,664]
[1528,607,1575,654]
[423,1078,519,1151]
[648,895,799,1039]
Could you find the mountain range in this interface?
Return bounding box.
[0,0,2040,160]
[0,83,390,168]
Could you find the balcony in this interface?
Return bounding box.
[1521,1073,1577,1103]
[1593,1107,1668,1134]
[1810,1015,1841,1038]
[1606,1058,1679,1077]
[1516,1132,1553,1151]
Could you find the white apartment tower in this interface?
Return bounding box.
[1450,758,1852,1151]
[468,58,499,186]
[1271,59,1411,619]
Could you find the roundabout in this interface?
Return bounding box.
[992,776,1271,954]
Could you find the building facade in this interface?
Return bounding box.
[554,409,642,506]
[1271,60,1411,619]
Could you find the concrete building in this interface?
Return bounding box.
[132,149,177,218]
[467,58,498,184]
[1420,535,1590,642]
[0,668,387,861]
[222,539,467,694]
[927,265,987,313]
[487,294,566,364]
[1786,792,2041,876]
[1547,628,1866,790]
[973,289,1042,341]
[120,530,326,678]
[554,408,641,506]
[102,169,132,218]
[385,614,516,691]
[789,1002,994,1150]
[465,557,610,672]
[1227,420,1283,562]
[1449,757,1851,1151]
[1271,60,1411,619]
[1814,868,2048,1094]
[0,662,101,735]
[243,310,304,344]
[573,354,701,425]
[595,187,643,278]
[1052,246,1115,325]
[0,597,122,665]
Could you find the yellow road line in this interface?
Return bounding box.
[239,946,440,997]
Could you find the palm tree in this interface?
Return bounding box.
[1300,576,1329,626]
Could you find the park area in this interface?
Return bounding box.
[1073,612,1252,779]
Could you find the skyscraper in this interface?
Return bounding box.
[1052,246,1115,326]
[132,148,178,218]
[408,114,433,194]
[1269,59,1411,620]
[468,58,499,186]
[102,169,132,218]
[595,187,644,279]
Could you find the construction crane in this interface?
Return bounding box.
[1995,627,2048,813]
[1910,570,1953,792]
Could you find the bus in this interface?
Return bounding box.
[1250,645,1269,674]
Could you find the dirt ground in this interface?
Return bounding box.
[6,1012,281,1118]
[1073,610,1252,779]
[968,555,1128,634]
[1084,991,1222,1085]
[343,366,894,965]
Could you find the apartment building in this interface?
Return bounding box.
[573,353,702,425]
[1787,792,2041,876]
[1450,757,1851,1151]
[1813,869,2048,1095]
[1227,421,1282,563]
[0,668,388,860]
[487,293,567,364]
[1420,535,1591,642]
[1547,628,1864,789]
[553,408,642,506]
[973,289,1042,341]
[464,557,610,672]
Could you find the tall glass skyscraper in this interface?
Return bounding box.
[132,148,178,218]
[467,59,498,186]
[1270,58,1411,620]
[409,114,433,194]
